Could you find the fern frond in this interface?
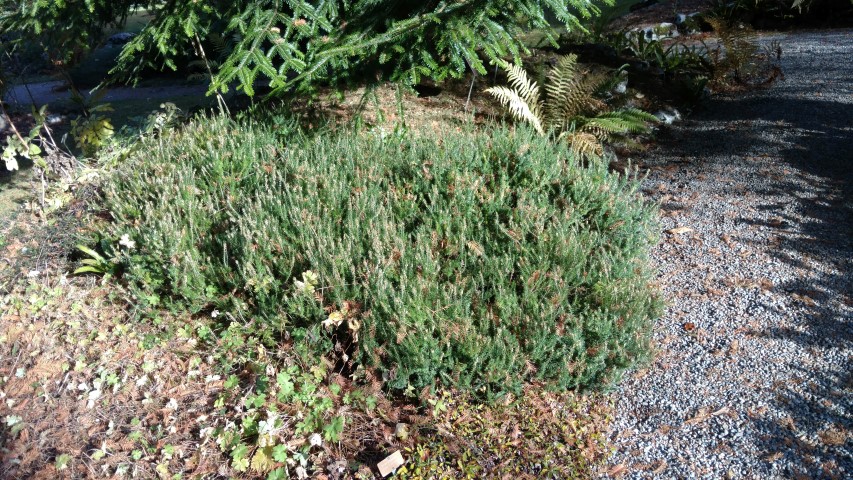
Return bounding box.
[561,131,603,158]
[579,109,655,139]
[580,118,637,138]
[544,54,584,130]
[489,54,655,149]
[706,15,765,83]
[504,63,542,112]
[610,108,659,125]
[486,86,544,135]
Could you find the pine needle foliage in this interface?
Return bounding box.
[1,0,604,95]
[102,118,661,397]
[487,55,657,157]
[0,0,132,66]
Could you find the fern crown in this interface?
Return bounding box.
[487,55,657,157]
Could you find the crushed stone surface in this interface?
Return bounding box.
[605,29,853,479]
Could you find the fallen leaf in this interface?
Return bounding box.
[791,293,816,306]
[764,451,784,462]
[818,427,847,446]
[606,464,628,477]
[651,460,667,474]
[287,438,306,448]
[684,407,712,425]
[667,226,694,235]
[727,340,740,355]
[377,450,405,477]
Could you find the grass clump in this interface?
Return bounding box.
[103,116,661,396]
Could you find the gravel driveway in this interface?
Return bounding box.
[605,29,852,479]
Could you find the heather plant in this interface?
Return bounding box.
[102,117,661,396]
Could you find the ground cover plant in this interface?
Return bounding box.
[100,117,662,398]
[0,215,613,478]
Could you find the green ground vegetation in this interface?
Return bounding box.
[101,117,662,398]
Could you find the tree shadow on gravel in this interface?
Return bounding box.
[640,92,852,477]
[745,365,852,479]
[647,94,851,319]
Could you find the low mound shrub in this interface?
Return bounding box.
[103,117,661,396]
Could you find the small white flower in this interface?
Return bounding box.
[309,433,323,447]
[211,309,220,319]
[119,234,136,249]
[4,156,19,172]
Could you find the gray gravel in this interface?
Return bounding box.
[605,29,853,479]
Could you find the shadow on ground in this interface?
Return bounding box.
[639,82,852,475]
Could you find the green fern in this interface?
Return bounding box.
[487,55,657,157]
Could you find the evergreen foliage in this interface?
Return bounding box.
[0,0,134,66]
[487,55,657,157]
[103,118,662,396]
[1,1,605,94]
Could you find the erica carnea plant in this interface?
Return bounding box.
[103,117,661,396]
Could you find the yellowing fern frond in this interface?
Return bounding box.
[562,131,603,158]
[544,54,583,131]
[504,63,542,113]
[485,85,544,135]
